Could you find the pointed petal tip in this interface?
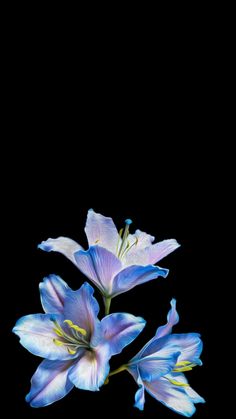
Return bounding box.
[158,267,169,278]
[38,242,52,252]
[134,402,144,411]
[12,325,18,335]
[25,392,31,403]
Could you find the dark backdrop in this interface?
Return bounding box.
[3,18,212,416]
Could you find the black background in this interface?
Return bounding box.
[3,12,213,418]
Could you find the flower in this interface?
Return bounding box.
[12,274,146,407]
[121,299,205,417]
[38,209,180,309]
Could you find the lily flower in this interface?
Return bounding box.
[13,274,146,407]
[38,209,180,312]
[109,299,205,417]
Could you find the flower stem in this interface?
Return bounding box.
[104,297,111,315]
[104,364,127,385]
[109,365,127,377]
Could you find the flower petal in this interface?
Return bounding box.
[63,282,100,342]
[127,230,155,250]
[155,298,179,339]
[134,371,146,411]
[127,365,146,410]
[112,264,169,297]
[74,246,122,295]
[101,313,146,355]
[185,386,205,404]
[39,274,70,314]
[144,377,196,417]
[68,345,110,391]
[165,373,205,404]
[146,239,181,264]
[124,239,180,266]
[38,237,83,264]
[25,359,75,407]
[139,333,203,365]
[137,352,180,382]
[85,209,120,254]
[12,314,76,360]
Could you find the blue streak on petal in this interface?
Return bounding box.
[38,243,52,252]
[155,298,179,339]
[112,264,169,297]
[25,359,74,408]
[101,313,146,355]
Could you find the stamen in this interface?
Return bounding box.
[70,324,87,335]
[121,237,139,258]
[64,320,87,336]
[173,361,196,372]
[67,348,77,355]
[167,378,189,387]
[52,319,89,353]
[53,328,64,337]
[53,339,64,346]
[175,361,192,367]
[117,219,133,258]
[64,319,73,326]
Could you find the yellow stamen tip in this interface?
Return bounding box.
[53,328,64,337]
[168,378,190,387]
[53,339,64,346]
[64,319,73,326]
[64,320,87,335]
[67,348,76,355]
[175,361,192,367]
[71,325,87,335]
[174,367,193,372]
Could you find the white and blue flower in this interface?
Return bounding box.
[13,275,146,407]
[38,209,180,310]
[117,299,205,417]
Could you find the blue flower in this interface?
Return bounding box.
[38,209,180,309]
[125,299,205,417]
[13,275,146,407]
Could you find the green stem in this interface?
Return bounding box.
[104,297,111,315]
[109,365,127,377]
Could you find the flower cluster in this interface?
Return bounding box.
[13,210,205,416]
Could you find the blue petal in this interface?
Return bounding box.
[155,299,179,339]
[139,333,203,365]
[134,373,146,411]
[112,264,169,297]
[68,345,110,391]
[26,359,74,407]
[63,282,101,343]
[144,376,196,417]
[38,236,83,264]
[85,209,120,254]
[165,373,205,404]
[39,274,70,314]
[74,246,122,295]
[12,314,77,360]
[138,352,180,382]
[101,313,146,355]
[127,366,146,411]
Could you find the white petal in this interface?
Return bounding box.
[85,209,120,254]
[38,237,83,264]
